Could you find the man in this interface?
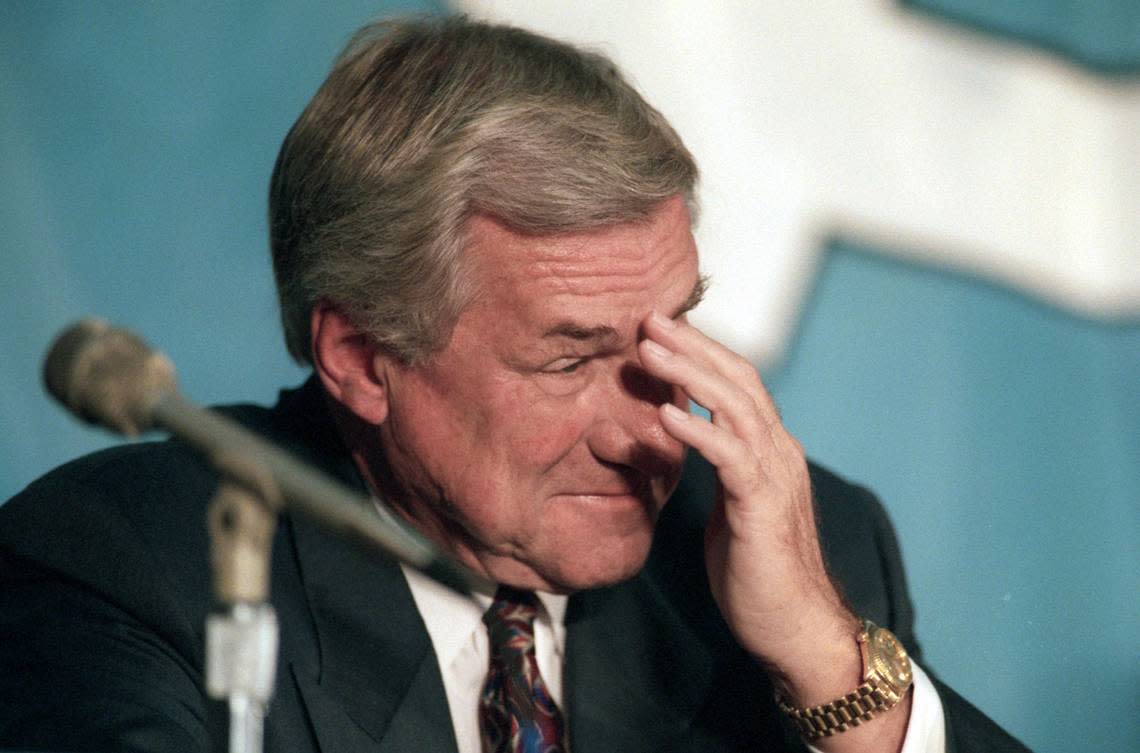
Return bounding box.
[0,17,1028,753]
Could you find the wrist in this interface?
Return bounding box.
[775,619,915,744]
[760,609,861,707]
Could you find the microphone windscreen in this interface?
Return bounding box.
[43,319,178,436]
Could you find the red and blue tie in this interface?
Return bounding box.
[479,587,567,753]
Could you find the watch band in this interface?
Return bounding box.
[776,620,913,741]
[778,678,899,740]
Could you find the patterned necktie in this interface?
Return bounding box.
[479,586,567,753]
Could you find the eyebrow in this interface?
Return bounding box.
[673,274,709,319]
[540,274,708,343]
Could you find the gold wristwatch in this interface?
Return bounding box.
[777,620,913,741]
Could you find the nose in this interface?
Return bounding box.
[585,360,685,478]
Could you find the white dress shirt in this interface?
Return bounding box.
[402,564,945,753]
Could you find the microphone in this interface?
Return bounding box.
[43,319,489,597]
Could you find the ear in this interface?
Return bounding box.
[310,302,391,425]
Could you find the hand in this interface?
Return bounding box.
[638,311,858,699]
[638,310,911,753]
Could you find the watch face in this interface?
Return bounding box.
[869,628,913,688]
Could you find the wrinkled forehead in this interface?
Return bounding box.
[463,197,699,306]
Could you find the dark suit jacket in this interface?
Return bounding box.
[0,379,1029,752]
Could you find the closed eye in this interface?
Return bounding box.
[543,357,589,374]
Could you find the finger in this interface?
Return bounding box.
[643,311,780,419]
[644,311,761,390]
[659,402,769,499]
[640,337,770,448]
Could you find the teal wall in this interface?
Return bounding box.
[905,0,1140,72]
[1,3,1136,752]
[1,0,438,491]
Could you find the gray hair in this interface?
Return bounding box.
[270,16,699,365]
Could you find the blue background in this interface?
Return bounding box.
[1,3,1136,751]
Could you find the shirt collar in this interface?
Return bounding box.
[401,562,569,668]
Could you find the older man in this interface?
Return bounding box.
[0,17,1027,753]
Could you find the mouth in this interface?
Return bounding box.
[562,494,644,511]
[555,474,657,506]
[572,487,638,498]
[574,469,647,494]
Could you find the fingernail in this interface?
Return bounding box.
[662,402,689,421]
[642,339,672,359]
[649,310,676,330]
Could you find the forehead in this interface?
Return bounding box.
[464,197,699,317]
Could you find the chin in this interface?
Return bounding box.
[532,531,656,593]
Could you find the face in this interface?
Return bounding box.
[375,196,702,592]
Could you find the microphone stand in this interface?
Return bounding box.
[204,452,282,753]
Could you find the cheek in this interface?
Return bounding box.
[493,389,595,471]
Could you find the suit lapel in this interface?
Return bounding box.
[291,654,458,753]
[563,573,715,753]
[289,515,459,752]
